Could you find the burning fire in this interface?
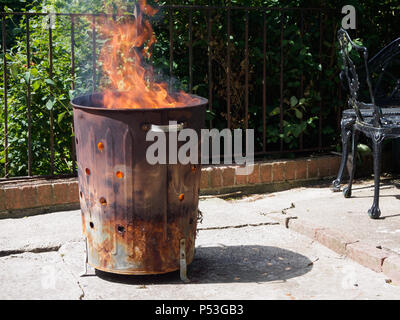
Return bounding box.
[98,0,198,109]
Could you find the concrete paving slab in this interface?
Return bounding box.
[0,251,83,299]
[0,183,399,300]
[57,224,399,300]
[0,210,83,255]
[198,197,278,229]
[259,180,400,255]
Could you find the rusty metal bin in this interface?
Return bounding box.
[71,92,207,279]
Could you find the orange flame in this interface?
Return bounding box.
[98,0,198,109]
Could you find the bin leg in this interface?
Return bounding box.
[180,239,190,283]
[80,237,90,277]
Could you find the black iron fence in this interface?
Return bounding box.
[0,5,344,180]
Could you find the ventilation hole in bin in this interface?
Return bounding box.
[97,142,104,151]
[117,225,125,233]
[75,138,78,145]
[89,222,94,229]
[116,171,124,179]
[79,191,83,198]
[99,197,107,206]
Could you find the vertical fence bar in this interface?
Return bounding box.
[71,15,76,174]
[169,8,173,88]
[188,8,193,93]
[262,12,266,153]
[318,11,323,150]
[207,9,213,128]
[1,14,8,177]
[244,10,249,130]
[26,15,32,176]
[71,15,75,90]
[226,7,231,129]
[299,9,304,150]
[49,20,55,176]
[92,15,96,92]
[279,10,284,152]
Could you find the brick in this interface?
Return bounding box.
[4,188,21,210]
[200,168,210,189]
[68,182,80,203]
[235,168,247,185]
[53,183,69,205]
[307,158,319,178]
[295,159,307,180]
[288,218,322,240]
[20,185,38,209]
[318,156,339,178]
[316,157,331,178]
[37,184,53,207]
[209,167,222,188]
[260,162,272,183]
[382,255,400,284]
[0,188,5,211]
[247,164,260,184]
[315,228,358,255]
[285,161,296,181]
[272,162,285,182]
[329,156,341,176]
[221,167,235,187]
[346,242,388,272]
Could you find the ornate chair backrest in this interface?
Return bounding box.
[337,28,383,127]
[368,37,400,107]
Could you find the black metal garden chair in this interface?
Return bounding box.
[332,30,400,193]
[334,28,400,219]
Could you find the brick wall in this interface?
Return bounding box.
[0,155,341,218]
[200,155,340,190]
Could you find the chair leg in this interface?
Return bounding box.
[368,137,382,219]
[332,117,353,192]
[343,130,358,198]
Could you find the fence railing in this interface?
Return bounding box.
[0,5,343,181]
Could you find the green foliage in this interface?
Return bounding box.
[0,0,399,177]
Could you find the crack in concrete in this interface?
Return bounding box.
[58,244,85,300]
[198,222,279,231]
[0,245,62,258]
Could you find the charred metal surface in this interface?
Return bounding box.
[72,93,207,274]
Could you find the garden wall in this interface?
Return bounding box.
[0,155,342,218]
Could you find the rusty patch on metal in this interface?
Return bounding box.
[72,92,206,275]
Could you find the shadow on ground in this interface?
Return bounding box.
[94,245,313,285]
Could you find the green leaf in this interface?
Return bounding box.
[357,143,371,154]
[58,111,66,125]
[45,79,56,86]
[32,80,41,91]
[205,109,216,121]
[269,107,280,116]
[294,108,303,119]
[23,71,31,84]
[290,96,298,107]
[46,97,55,110]
[10,64,18,80]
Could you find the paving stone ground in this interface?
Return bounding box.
[0,179,399,299]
